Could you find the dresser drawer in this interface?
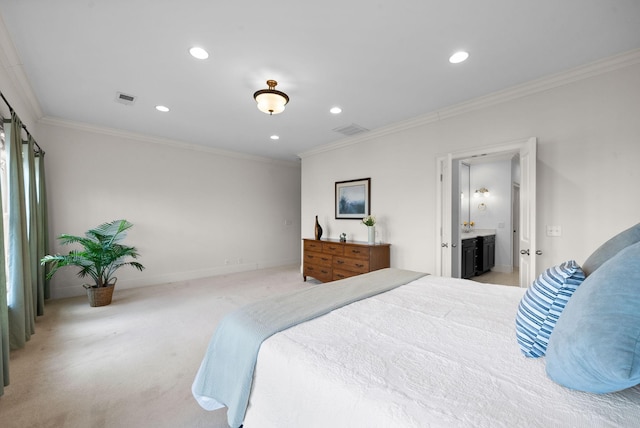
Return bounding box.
[322,242,344,256]
[333,256,369,273]
[304,240,324,252]
[343,245,369,260]
[303,251,332,267]
[303,264,332,283]
[302,239,390,283]
[333,268,361,281]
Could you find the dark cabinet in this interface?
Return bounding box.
[477,235,496,275]
[461,234,495,279]
[461,238,477,279]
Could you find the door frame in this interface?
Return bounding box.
[435,137,537,287]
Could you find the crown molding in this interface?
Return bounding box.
[0,13,43,122]
[38,116,301,168]
[298,48,640,159]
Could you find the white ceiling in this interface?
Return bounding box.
[1,1,639,161]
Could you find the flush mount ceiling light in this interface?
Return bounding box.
[330,106,342,114]
[189,47,209,60]
[449,51,469,64]
[155,105,170,112]
[253,80,289,115]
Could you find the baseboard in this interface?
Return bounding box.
[49,258,300,299]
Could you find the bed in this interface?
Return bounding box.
[193,225,640,427]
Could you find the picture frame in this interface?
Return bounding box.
[335,178,371,219]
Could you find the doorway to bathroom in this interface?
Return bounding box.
[436,137,537,288]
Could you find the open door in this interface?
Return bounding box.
[437,137,537,286]
[435,154,453,276]
[518,138,537,286]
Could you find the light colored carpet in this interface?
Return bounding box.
[0,265,314,428]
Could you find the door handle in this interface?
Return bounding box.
[535,250,543,255]
[442,243,449,248]
[520,249,530,255]
[451,243,457,248]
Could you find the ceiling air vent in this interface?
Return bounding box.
[115,92,137,105]
[332,123,369,137]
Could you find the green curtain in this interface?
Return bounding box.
[0,129,8,395]
[25,137,40,316]
[0,114,49,396]
[6,114,35,349]
[36,152,50,303]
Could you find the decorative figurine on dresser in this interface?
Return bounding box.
[314,215,323,240]
[303,238,390,282]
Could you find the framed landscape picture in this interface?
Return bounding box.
[335,178,370,219]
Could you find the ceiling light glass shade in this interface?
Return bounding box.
[449,51,469,64]
[253,80,289,115]
[189,47,209,59]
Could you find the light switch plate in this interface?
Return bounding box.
[546,225,562,237]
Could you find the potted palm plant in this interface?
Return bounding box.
[41,219,145,307]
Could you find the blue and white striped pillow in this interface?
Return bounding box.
[515,260,585,358]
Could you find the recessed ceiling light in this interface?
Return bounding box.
[155,105,170,112]
[270,135,280,140]
[330,107,342,114]
[189,47,209,60]
[449,51,469,64]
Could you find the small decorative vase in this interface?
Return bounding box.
[367,226,375,244]
[314,215,323,240]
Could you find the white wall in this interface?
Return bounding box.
[37,121,301,298]
[300,53,640,277]
[0,26,40,132]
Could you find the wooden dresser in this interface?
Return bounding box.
[303,238,391,282]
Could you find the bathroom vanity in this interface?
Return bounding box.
[460,230,496,279]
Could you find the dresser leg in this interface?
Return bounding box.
[303,275,307,281]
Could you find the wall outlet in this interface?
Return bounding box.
[546,225,562,237]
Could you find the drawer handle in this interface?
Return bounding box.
[355,264,364,268]
[352,250,361,254]
[322,257,330,261]
[336,274,345,278]
[328,246,337,250]
[336,260,344,264]
[308,266,315,271]
[308,255,314,259]
[321,270,329,274]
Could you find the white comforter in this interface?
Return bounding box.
[243,275,640,427]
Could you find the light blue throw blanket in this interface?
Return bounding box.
[192,268,427,427]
